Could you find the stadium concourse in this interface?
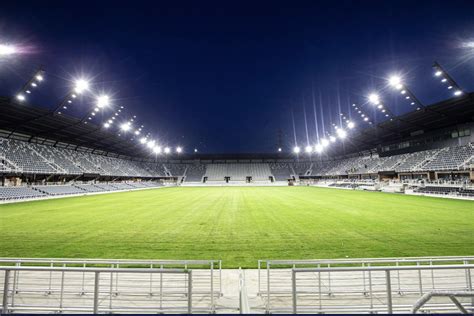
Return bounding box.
[1,95,474,314]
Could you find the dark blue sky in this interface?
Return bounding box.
[1,0,474,153]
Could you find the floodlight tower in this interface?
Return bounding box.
[432,61,463,96]
[15,66,46,103]
[387,75,425,111]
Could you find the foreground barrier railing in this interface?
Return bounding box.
[257,256,474,313]
[1,266,193,313]
[290,264,474,314]
[0,258,222,314]
[411,291,474,314]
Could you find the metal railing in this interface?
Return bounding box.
[257,256,474,313]
[0,258,222,314]
[290,264,474,314]
[1,266,193,314]
[411,291,474,314]
[238,268,250,314]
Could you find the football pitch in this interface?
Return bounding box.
[0,186,473,268]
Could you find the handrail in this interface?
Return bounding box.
[293,263,474,272]
[239,268,250,314]
[260,255,474,266]
[291,264,474,314]
[0,257,220,265]
[411,291,474,314]
[1,265,193,314]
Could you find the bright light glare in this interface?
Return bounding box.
[314,144,323,153]
[277,147,282,152]
[103,123,110,128]
[16,94,25,101]
[153,146,162,154]
[454,90,463,96]
[434,70,442,77]
[329,136,336,143]
[120,122,131,131]
[305,145,312,153]
[97,95,110,108]
[176,146,182,153]
[74,79,90,94]
[147,140,155,148]
[293,146,301,154]
[0,44,17,56]
[140,137,147,144]
[388,75,403,90]
[321,138,329,147]
[347,121,355,129]
[336,128,347,139]
[164,147,171,154]
[35,74,44,81]
[368,93,380,105]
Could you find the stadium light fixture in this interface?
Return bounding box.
[388,75,403,90]
[97,95,110,108]
[336,128,347,139]
[347,121,355,129]
[329,136,336,143]
[305,145,312,153]
[120,122,131,131]
[321,138,329,147]
[103,122,110,128]
[74,79,90,94]
[153,146,162,154]
[164,147,171,154]
[368,93,380,105]
[314,144,323,153]
[432,61,463,97]
[140,137,147,144]
[14,67,46,104]
[0,44,17,56]
[293,146,301,154]
[194,148,198,153]
[176,146,183,153]
[277,147,282,152]
[387,74,424,110]
[147,140,155,148]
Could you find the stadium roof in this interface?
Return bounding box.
[0,93,473,160]
[0,96,152,158]
[325,92,474,157]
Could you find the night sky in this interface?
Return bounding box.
[1,0,474,153]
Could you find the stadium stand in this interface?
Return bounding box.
[204,163,272,183]
[185,164,207,182]
[269,163,292,181]
[0,186,46,200]
[34,185,86,196]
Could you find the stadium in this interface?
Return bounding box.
[1,3,474,314]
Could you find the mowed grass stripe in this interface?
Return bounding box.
[0,186,473,267]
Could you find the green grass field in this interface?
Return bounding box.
[0,186,473,267]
